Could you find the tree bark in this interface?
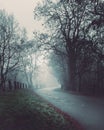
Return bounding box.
[67,56,76,90]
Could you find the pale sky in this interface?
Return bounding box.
[0,0,43,39]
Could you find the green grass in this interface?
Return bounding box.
[0,89,77,130]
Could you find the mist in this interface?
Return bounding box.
[32,62,61,89]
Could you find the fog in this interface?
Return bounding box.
[32,62,61,89]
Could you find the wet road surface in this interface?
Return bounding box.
[34,87,104,130]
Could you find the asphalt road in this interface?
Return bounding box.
[34,87,104,130]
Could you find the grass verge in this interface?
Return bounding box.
[0,89,78,130]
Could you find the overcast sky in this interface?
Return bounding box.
[0,0,43,39]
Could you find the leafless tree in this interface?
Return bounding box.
[34,0,104,93]
[0,10,24,91]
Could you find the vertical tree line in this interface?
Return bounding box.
[0,10,39,91]
[34,0,104,94]
[0,10,22,90]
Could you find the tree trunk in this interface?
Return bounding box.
[78,74,82,92]
[96,60,100,91]
[1,75,6,91]
[67,56,76,90]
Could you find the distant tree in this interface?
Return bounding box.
[90,1,104,92]
[49,51,69,89]
[19,39,40,88]
[0,10,24,91]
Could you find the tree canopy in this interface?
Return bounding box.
[34,0,104,93]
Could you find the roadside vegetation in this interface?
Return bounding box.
[0,89,78,130]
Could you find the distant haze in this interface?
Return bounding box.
[33,63,60,88]
[0,0,43,39]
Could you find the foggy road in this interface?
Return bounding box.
[34,87,104,130]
